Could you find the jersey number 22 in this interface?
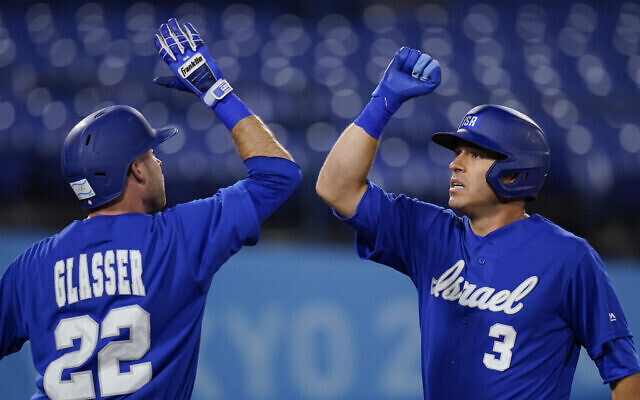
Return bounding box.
[43,305,151,400]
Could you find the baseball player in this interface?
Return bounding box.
[316,46,640,398]
[0,18,300,399]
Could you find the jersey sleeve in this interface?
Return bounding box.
[562,248,633,361]
[0,262,28,359]
[593,337,640,384]
[335,181,445,282]
[166,179,260,291]
[241,156,301,223]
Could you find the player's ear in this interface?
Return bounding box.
[501,172,519,185]
[129,154,148,184]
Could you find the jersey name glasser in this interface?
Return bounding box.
[53,249,146,308]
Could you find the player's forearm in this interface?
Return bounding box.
[611,372,640,400]
[316,123,378,217]
[210,93,293,162]
[229,114,294,162]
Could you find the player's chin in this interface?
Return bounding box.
[448,194,462,210]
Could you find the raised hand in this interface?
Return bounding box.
[153,18,232,108]
[372,46,441,113]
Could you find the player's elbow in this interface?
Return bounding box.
[274,162,303,200]
[264,162,302,198]
[285,166,303,194]
[315,170,357,209]
[315,171,336,206]
[316,174,365,218]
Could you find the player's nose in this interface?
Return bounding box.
[449,154,464,172]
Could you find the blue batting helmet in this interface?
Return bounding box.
[61,105,177,210]
[432,104,550,200]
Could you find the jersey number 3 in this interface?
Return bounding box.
[482,323,516,372]
[43,305,152,400]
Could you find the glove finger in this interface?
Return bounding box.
[421,59,441,82]
[412,53,432,79]
[184,23,204,48]
[401,49,421,73]
[389,46,410,70]
[154,33,176,62]
[168,18,189,53]
[159,23,172,41]
[152,76,191,92]
[160,22,185,56]
[182,23,197,51]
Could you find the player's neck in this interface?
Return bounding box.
[88,194,147,218]
[468,202,528,236]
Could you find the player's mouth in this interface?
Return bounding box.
[450,178,464,192]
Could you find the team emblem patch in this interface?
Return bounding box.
[70,179,96,200]
[460,114,482,129]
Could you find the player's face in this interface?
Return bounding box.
[448,144,500,216]
[140,150,166,213]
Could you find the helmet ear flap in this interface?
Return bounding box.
[486,158,547,200]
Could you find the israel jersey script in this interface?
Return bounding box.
[341,182,635,399]
[0,181,259,399]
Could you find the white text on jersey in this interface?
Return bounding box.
[54,249,146,308]
[430,260,538,314]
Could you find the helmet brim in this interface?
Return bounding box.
[431,130,507,159]
[150,126,178,148]
[431,131,459,151]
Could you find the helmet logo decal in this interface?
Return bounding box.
[70,179,96,200]
[459,114,482,129]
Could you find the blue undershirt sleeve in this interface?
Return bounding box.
[165,156,300,291]
[241,156,302,223]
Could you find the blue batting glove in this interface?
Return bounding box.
[354,46,441,139]
[372,46,441,113]
[153,18,232,108]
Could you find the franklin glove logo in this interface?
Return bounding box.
[179,53,205,79]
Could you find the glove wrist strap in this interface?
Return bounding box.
[354,96,393,140]
[202,79,233,107]
[214,93,254,131]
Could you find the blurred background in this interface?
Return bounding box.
[0,0,639,399]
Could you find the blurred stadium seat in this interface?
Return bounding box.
[0,0,639,255]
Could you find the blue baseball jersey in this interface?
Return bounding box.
[340,182,640,399]
[0,155,300,400]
